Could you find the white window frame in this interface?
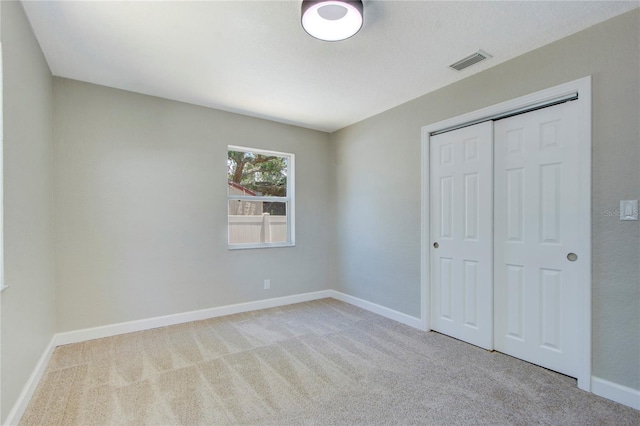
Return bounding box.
[227,145,295,250]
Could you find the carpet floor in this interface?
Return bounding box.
[20,298,639,425]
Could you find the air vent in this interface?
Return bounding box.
[449,50,492,71]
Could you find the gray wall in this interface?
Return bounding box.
[53,79,332,332]
[330,9,640,390]
[1,1,55,421]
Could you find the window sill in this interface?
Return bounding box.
[228,242,295,250]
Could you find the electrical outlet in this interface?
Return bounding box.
[264,279,270,290]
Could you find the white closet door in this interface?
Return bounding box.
[494,102,583,377]
[430,121,493,350]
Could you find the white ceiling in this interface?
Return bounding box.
[21,1,639,132]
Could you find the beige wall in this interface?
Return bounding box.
[330,9,640,390]
[1,1,55,421]
[53,79,332,332]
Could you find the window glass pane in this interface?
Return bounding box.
[227,150,287,197]
[228,201,288,245]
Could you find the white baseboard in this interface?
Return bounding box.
[591,376,640,410]
[328,290,423,329]
[54,290,333,346]
[52,289,421,347]
[3,337,57,426]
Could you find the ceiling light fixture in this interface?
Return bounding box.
[301,0,363,42]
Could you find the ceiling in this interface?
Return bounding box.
[21,1,639,133]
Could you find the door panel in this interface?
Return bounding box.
[430,121,493,350]
[494,101,582,377]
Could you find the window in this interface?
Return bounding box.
[227,146,295,249]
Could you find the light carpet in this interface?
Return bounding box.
[20,299,639,425]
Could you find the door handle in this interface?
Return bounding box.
[433,242,439,249]
[567,253,578,262]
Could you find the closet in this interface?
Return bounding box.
[427,96,588,380]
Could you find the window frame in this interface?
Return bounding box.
[227,145,295,250]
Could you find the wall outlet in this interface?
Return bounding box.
[264,279,270,290]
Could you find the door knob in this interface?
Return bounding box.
[433,242,439,249]
[567,253,578,262]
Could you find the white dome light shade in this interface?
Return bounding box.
[301,0,363,42]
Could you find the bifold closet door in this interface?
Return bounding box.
[430,121,493,350]
[493,101,582,378]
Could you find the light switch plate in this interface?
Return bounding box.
[620,200,638,221]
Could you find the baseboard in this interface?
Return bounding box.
[53,289,421,347]
[591,376,640,410]
[328,290,423,329]
[3,337,57,426]
[54,290,333,346]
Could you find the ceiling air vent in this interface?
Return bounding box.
[449,50,492,71]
